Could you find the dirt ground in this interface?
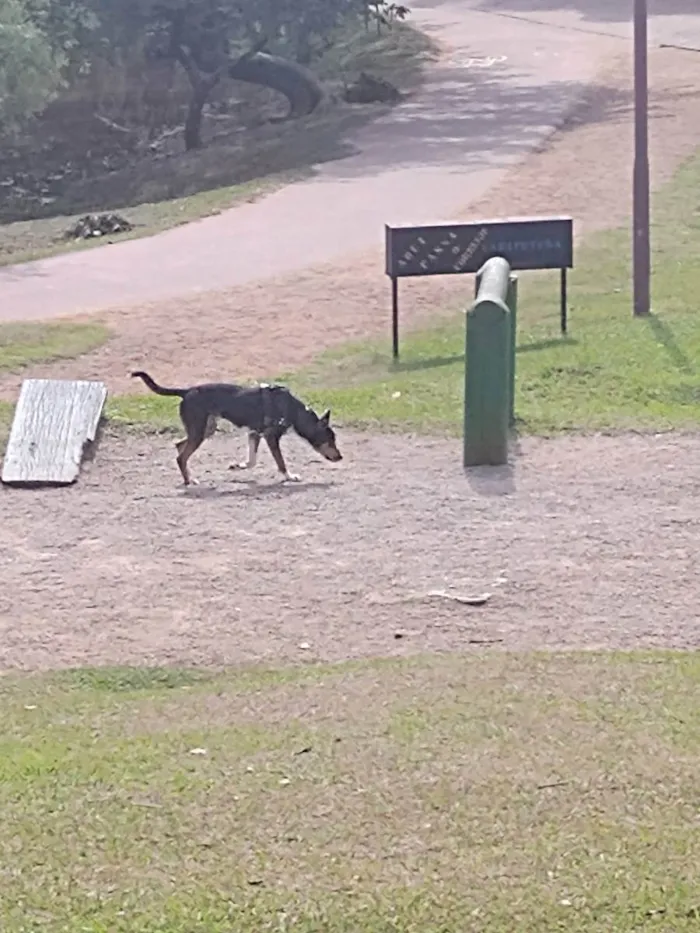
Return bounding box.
[1,429,699,672]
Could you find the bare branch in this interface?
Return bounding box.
[229,34,269,70]
[94,113,137,136]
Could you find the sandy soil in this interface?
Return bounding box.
[1,429,699,671]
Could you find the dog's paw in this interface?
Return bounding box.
[282,472,301,483]
[183,477,199,487]
[229,461,249,471]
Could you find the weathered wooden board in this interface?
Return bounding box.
[1,379,107,487]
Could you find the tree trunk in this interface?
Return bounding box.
[176,46,221,151]
[228,52,323,120]
[184,83,210,150]
[184,74,221,150]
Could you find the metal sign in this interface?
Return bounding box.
[386,217,573,278]
[385,217,574,358]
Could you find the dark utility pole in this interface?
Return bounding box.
[633,0,650,316]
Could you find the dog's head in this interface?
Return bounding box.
[310,409,342,462]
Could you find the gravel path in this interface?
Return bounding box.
[2,430,698,672]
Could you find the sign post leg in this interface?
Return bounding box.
[507,275,518,427]
[560,268,568,335]
[391,277,399,360]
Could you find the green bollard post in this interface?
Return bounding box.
[463,257,512,467]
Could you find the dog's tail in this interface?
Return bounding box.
[131,370,188,398]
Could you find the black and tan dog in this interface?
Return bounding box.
[131,371,342,485]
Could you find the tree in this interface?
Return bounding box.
[258,0,361,64]
[51,0,407,151]
[22,0,99,69]
[366,1,409,34]
[149,0,259,150]
[0,0,64,131]
[84,0,360,150]
[145,0,332,149]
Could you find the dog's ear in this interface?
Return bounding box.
[320,409,331,424]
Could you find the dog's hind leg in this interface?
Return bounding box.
[175,403,209,486]
[175,436,206,486]
[264,432,300,483]
[229,431,260,472]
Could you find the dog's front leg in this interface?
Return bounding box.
[264,433,300,483]
[230,431,260,472]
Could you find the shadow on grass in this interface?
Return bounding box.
[645,313,695,375]
[391,353,464,373]
[60,666,212,691]
[386,334,579,375]
[388,334,579,376]
[517,336,578,354]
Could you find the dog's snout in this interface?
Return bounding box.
[320,442,342,462]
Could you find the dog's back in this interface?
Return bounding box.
[181,382,289,429]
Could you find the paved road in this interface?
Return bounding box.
[472,0,700,46]
[1,0,698,321]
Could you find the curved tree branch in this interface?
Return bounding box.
[228,51,323,120]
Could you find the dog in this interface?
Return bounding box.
[131,371,342,486]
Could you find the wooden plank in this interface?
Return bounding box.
[1,379,107,487]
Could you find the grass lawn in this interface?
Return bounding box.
[0,321,110,375]
[273,148,700,436]
[0,23,435,268]
[97,145,700,438]
[1,651,698,932]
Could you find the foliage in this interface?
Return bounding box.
[92,0,390,150]
[23,0,98,67]
[0,0,413,149]
[0,0,65,130]
[83,0,411,73]
[140,0,367,70]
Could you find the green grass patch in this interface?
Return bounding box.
[106,391,186,433]
[57,665,215,693]
[0,399,13,443]
[0,320,110,374]
[277,148,700,436]
[1,651,699,931]
[0,177,283,267]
